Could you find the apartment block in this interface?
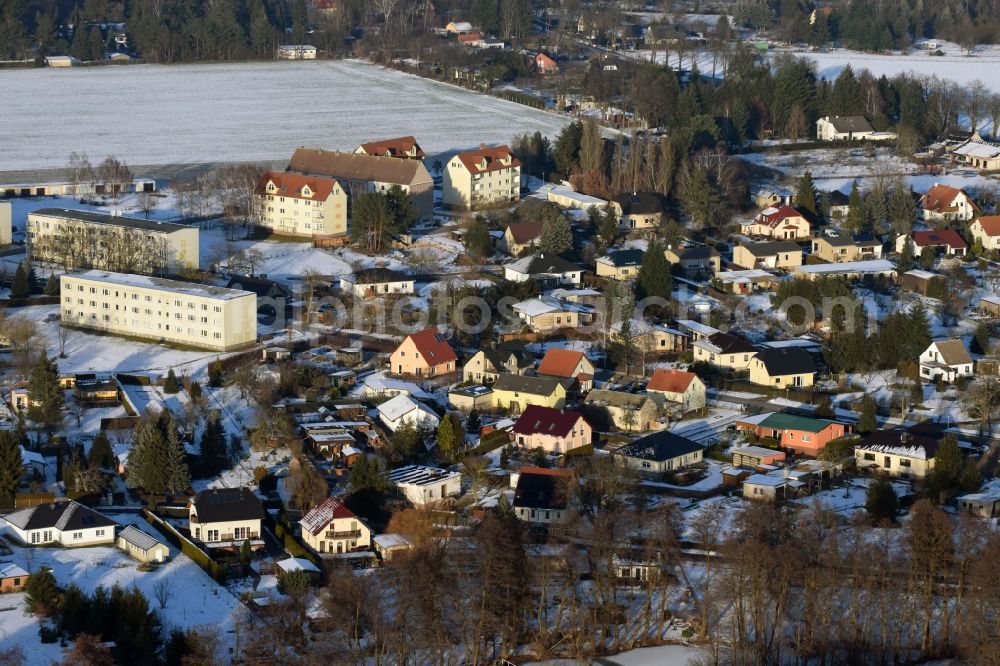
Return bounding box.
[60,270,257,351]
[28,208,199,274]
[255,171,347,237]
[442,144,521,210]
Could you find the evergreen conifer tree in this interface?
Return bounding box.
[198,410,228,476]
[164,368,180,394]
[44,271,58,296]
[898,236,915,271]
[0,430,24,508]
[637,239,671,301]
[865,473,898,524]
[796,171,818,219]
[27,350,63,435]
[24,567,60,616]
[858,395,878,434]
[88,431,115,471]
[538,216,573,255]
[10,262,29,299]
[208,359,224,388]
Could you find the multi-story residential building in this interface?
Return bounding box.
[299,496,372,555]
[354,136,425,160]
[188,487,265,551]
[60,271,257,352]
[442,144,521,210]
[740,205,811,239]
[255,171,347,237]
[0,201,11,245]
[287,147,434,221]
[28,208,199,274]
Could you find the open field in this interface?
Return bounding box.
[0,59,572,172]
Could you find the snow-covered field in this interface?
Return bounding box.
[0,59,573,172]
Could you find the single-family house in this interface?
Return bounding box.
[611,320,688,354]
[920,184,979,222]
[919,339,974,383]
[377,394,441,432]
[340,268,413,298]
[748,347,816,389]
[970,215,1000,251]
[502,220,544,255]
[443,144,521,210]
[736,412,851,457]
[463,345,534,383]
[3,500,116,547]
[854,430,940,479]
[116,525,169,563]
[503,253,583,286]
[512,405,592,454]
[448,385,495,412]
[491,373,567,412]
[536,348,595,393]
[956,482,1000,518]
[692,332,758,370]
[0,563,29,592]
[733,241,803,270]
[583,389,659,431]
[299,496,372,555]
[742,473,804,501]
[894,229,968,257]
[645,368,706,411]
[815,115,875,141]
[714,269,780,294]
[513,467,575,524]
[611,192,665,230]
[613,430,704,476]
[741,206,811,240]
[596,249,644,280]
[980,294,1000,317]
[276,44,317,59]
[388,465,462,506]
[354,136,425,160]
[826,190,852,220]
[665,246,721,278]
[949,137,1000,171]
[189,488,264,550]
[511,296,593,333]
[389,327,457,378]
[534,52,559,75]
[446,20,475,34]
[731,446,787,469]
[811,235,883,263]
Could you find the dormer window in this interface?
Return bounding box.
[479,159,488,170]
[267,183,276,191]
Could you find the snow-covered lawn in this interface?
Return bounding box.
[0,59,572,172]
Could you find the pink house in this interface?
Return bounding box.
[389,327,458,378]
[513,405,591,454]
[534,53,559,75]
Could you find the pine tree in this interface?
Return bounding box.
[538,216,573,255]
[10,262,29,299]
[24,567,60,616]
[887,181,916,236]
[163,416,191,493]
[0,430,24,508]
[43,271,58,297]
[198,411,228,476]
[27,350,63,435]
[88,431,115,471]
[464,216,492,258]
[466,410,482,434]
[436,415,459,463]
[164,368,180,394]
[897,236,915,271]
[208,359,224,387]
[845,181,865,232]
[865,473,898,524]
[796,171,818,219]
[930,434,962,496]
[553,121,583,178]
[637,239,671,301]
[858,395,878,434]
[919,247,935,270]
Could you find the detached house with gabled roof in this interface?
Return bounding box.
[854,430,941,479]
[736,412,851,457]
[502,220,544,256]
[970,215,1000,251]
[815,115,876,141]
[748,347,816,389]
[665,245,721,278]
[733,240,803,270]
[583,389,659,431]
[811,235,883,263]
[536,348,595,393]
[513,467,576,524]
[299,496,372,555]
[920,339,974,383]
[533,52,559,75]
[354,136,425,160]
[504,253,583,286]
[4,499,117,547]
[443,144,521,210]
[741,205,811,239]
[646,367,706,411]
[463,344,534,384]
[491,373,567,412]
[692,332,758,370]
[513,405,592,454]
[389,327,457,378]
[611,192,666,230]
[920,183,979,222]
[189,488,265,551]
[377,393,440,432]
[596,248,644,280]
[613,430,704,476]
[255,171,348,237]
[894,229,968,257]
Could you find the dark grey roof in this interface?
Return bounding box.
[513,470,572,510]
[741,241,802,256]
[827,190,850,206]
[518,254,581,275]
[674,246,720,260]
[821,234,881,248]
[31,208,192,233]
[191,488,264,523]
[351,267,409,284]
[613,192,665,216]
[4,499,117,532]
[118,525,164,551]
[226,276,291,298]
[603,249,645,267]
[705,332,758,355]
[614,431,703,462]
[824,115,874,134]
[492,373,561,396]
[754,347,816,376]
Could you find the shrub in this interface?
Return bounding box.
[277,569,311,596]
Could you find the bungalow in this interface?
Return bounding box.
[448,385,495,412]
[949,137,1000,171]
[665,245,721,278]
[714,269,779,294]
[920,184,979,223]
[811,235,883,263]
[377,394,440,432]
[854,430,940,479]
[511,296,593,333]
[389,327,457,378]
[299,496,372,555]
[692,332,758,371]
[613,430,704,476]
[731,445,787,469]
[815,115,875,141]
[491,373,566,412]
[536,348,595,392]
[503,253,583,286]
[546,186,607,211]
[583,389,659,431]
[3,499,117,547]
[512,405,592,454]
[894,229,968,257]
[980,294,1000,317]
[743,473,805,501]
[340,268,413,298]
[748,347,816,389]
[645,368,706,411]
[919,339,974,383]
[611,192,665,230]
[189,488,265,550]
[956,482,1000,518]
[733,241,802,270]
[0,563,29,593]
[970,215,1000,251]
[388,465,462,506]
[512,467,575,524]
[736,412,851,457]
[741,206,810,240]
[502,220,543,255]
[793,259,897,282]
[117,525,169,563]
[596,249,644,280]
[463,345,534,383]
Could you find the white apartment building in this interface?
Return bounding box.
[28,208,199,274]
[255,171,348,237]
[442,144,521,210]
[61,270,257,351]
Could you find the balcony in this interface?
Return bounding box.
[324,530,361,540]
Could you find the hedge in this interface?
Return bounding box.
[466,430,511,456]
[142,509,227,582]
[267,511,321,568]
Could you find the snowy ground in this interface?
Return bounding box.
[0,59,573,172]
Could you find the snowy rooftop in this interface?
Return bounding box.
[675,319,720,336]
[795,259,896,275]
[388,464,461,487]
[546,185,607,206]
[277,557,321,573]
[373,533,412,550]
[377,394,436,422]
[68,270,255,301]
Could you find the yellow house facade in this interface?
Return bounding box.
[443,145,521,210]
[299,497,372,555]
[255,171,347,237]
[491,373,566,412]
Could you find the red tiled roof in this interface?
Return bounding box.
[405,327,457,365]
[537,348,587,378]
[456,145,521,175]
[534,53,558,69]
[976,215,1000,237]
[257,171,339,201]
[299,496,356,536]
[647,368,697,393]
[921,184,976,213]
[518,466,575,478]
[513,406,586,438]
[506,220,544,244]
[357,136,425,159]
[457,32,482,43]
[753,205,805,228]
[910,229,968,249]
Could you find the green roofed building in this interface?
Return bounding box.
[735,411,852,457]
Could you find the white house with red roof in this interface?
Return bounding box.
[894,229,968,256]
[389,327,458,378]
[442,144,521,210]
[920,184,979,222]
[740,205,810,239]
[645,367,706,411]
[255,171,347,237]
[513,405,592,454]
[536,348,595,392]
[970,215,1000,251]
[533,52,559,75]
[299,496,371,555]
